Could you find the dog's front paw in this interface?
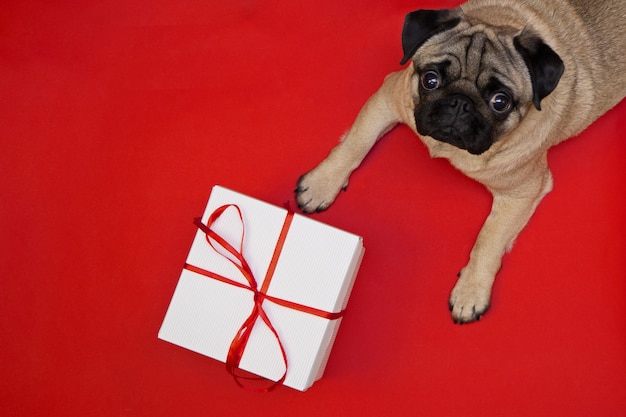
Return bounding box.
[295,167,348,213]
[449,269,492,324]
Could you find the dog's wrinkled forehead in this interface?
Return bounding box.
[415,25,529,94]
[402,8,564,111]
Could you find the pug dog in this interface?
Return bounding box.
[295,0,626,323]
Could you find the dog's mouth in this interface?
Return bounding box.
[426,127,491,155]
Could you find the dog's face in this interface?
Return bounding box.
[401,9,565,155]
[412,29,531,155]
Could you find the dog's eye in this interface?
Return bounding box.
[489,92,512,113]
[421,71,441,91]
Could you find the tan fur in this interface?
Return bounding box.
[296,0,626,323]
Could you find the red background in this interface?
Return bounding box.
[1,1,625,415]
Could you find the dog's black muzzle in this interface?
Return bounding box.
[416,94,493,155]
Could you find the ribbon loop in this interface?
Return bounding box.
[187,203,345,392]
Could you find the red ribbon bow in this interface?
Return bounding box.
[185,204,344,392]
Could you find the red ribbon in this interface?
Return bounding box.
[186,204,344,392]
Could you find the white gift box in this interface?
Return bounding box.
[158,186,364,391]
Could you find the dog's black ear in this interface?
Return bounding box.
[514,32,565,110]
[400,9,462,65]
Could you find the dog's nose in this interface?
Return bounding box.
[448,94,475,114]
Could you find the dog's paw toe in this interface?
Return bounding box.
[449,273,492,324]
[295,171,347,213]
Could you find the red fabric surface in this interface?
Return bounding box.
[1,0,624,415]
